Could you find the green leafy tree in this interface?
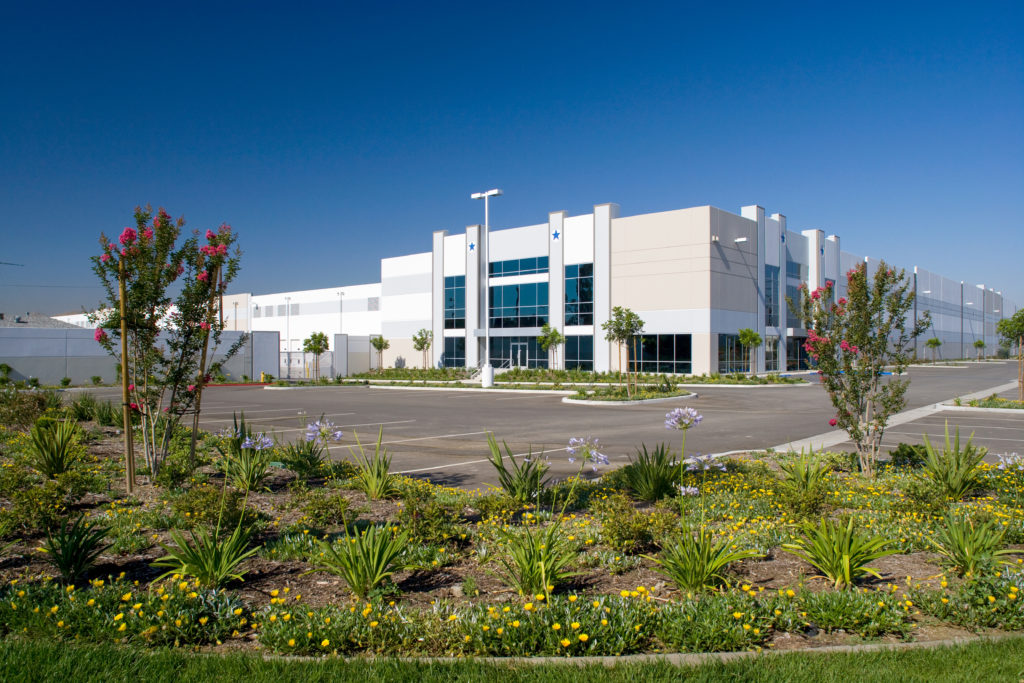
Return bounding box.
[302,332,329,380]
[925,337,942,363]
[90,206,243,487]
[370,335,390,372]
[997,309,1024,401]
[737,328,763,374]
[973,338,986,362]
[537,324,566,369]
[601,306,645,398]
[412,328,433,369]
[795,261,929,476]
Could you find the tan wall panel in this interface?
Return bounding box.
[382,338,418,369]
[611,207,712,311]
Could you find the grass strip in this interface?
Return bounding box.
[2,635,1023,682]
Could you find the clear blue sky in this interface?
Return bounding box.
[1,1,1021,314]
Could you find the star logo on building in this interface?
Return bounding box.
[469,242,475,251]
[552,230,560,240]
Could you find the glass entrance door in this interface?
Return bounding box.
[510,342,528,368]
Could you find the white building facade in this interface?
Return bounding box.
[208,201,1018,376]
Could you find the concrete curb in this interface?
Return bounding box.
[772,380,1019,453]
[368,385,575,396]
[203,631,1024,668]
[562,393,697,406]
[936,404,1024,415]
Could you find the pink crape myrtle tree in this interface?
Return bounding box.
[793,261,929,477]
[90,206,243,487]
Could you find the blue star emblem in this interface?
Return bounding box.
[469,242,475,251]
[552,230,560,240]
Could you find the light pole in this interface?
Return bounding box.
[471,188,502,387]
[960,282,964,360]
[233,301,238,331]
[285,296,292,380]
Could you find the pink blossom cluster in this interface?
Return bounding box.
[839,339,860,355]
[197,271,210,282]
[94,328,107,342]
[199,244,228,256]
[119,226,137,245]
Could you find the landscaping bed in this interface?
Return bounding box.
[0,390,1022,660]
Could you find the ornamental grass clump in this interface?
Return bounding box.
[929,510,1016,577]
[621,443,679,502]
[647,527,761,592]
[777,450,830,516]
[348,428,400,500]
[311,525,409,599]
[30,418,83,478]
[43,514,110,583]
[490,522,582,597]
[782,517,897,589]
[151,522,259,589]
[918,422,988,500]
[487,434,550,503]
[280,440,327,480]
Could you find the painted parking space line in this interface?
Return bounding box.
[381,431,490,446]
[200,411,357,424]
[396,446,569,474]
[253,419,420,436]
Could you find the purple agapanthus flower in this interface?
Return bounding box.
[305,417,344,445]
[997,452,1023,472]
[678,485,699,496]
[685,453,726,473]
[566,436,610,471]
[665,407,702,431]
[241,433,274,451]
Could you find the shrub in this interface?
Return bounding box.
[9,480,72,532]
[889,442,927,468]
[299,489,355,528]
[281,440,327,480]
[348,428,399,500]
[929,510,1016,577]
[395,488,461,545]
[43,513,111,582]
[487,434,549,503]
[782,517,898,589]
[918,422,987,499]
[0,386,47,431]
[168,484,263,530]
[648,528,761,592]
[591,493,653,553]
[89,376,102,386]
[621,443,679,502]
[60,377,72,387]
[311,525,409,599]
[29,418,82,478]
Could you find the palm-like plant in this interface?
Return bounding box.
[487,434,549,503]
[44,514,110,582]
[622,442,679,502]
[918,422,988,500]
[152,523,259,588]
[349,428,399,499]
[311,525,408,599]
[782,517,897,589]
[930,510,1016,577]
[490,521,582,597]
[30,418,82,478]
[648,527,761,591]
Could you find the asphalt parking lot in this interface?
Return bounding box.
[80,360,1012,490]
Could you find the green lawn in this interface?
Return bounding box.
[2,636,1022,682]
